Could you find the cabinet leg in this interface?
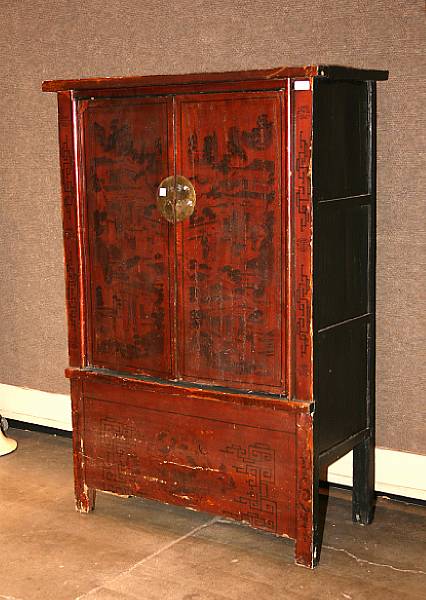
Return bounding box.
[75,483,96,513]
[70,380,96,513]
[352,434,375,524]
[294,486,320,569]
[295,412,320,568]
[73,444,96,513]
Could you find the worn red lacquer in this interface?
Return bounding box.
[57,92,84,366]
[176,92,284,390]
[81,97,173,378]
[291,86,313,402]
[45,66,386,568]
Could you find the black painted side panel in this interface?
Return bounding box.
[316,321,368,453]
[316,202,370,329]
[313,78,374,456]
[314,80,369,201]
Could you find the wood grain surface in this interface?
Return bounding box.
[176,92,284,389]
[42,65,387,93]
[291,86,313,402]
[82,378,299,539]
[49,66,385,567]
[57,92,84,367]
[82,97,173,377]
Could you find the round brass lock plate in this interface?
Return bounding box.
[157,175,196,223]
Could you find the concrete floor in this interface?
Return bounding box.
[0,428,425,600]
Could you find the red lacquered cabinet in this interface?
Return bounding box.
[43,65,388,567]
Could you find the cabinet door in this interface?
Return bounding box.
[176,92,285,390]
[81,97,173,377]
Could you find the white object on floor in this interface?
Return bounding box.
[0,426,17,456]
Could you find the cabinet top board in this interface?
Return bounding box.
[42,65,388,93]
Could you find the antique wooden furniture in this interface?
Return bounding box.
[43,65,388,567]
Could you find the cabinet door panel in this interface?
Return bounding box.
[176,92,285,390]
[82,97,173,377]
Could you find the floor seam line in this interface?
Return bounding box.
[74,516,219,599]
[323,545,426,575]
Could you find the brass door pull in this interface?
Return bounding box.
[157,175,196,223]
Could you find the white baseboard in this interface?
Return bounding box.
[1,383,424,500]
[0,383,72,431]
[328,447,426,501]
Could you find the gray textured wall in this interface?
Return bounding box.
[0,0,424,453]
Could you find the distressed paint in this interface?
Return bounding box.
[57,92,84,366]
[176,92,284,390]
[45,67,387,568]
[81,97,173,378]
[291,84,314,402]
[70,378,95,512]
[295,410,316,567]
[42,65,388,93]
[81,379,299,539]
